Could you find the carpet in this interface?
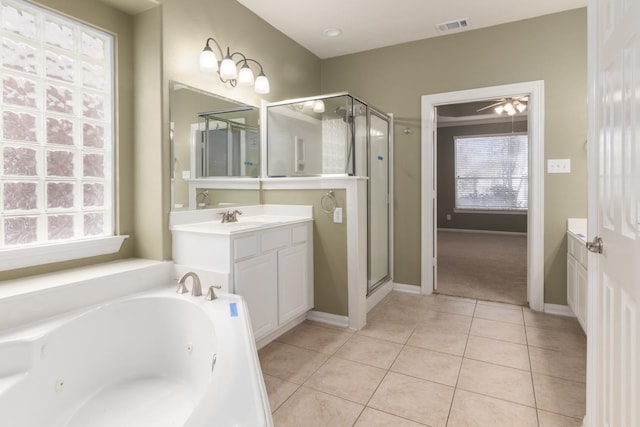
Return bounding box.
[436,230,528,306]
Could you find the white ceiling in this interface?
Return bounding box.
[99,0,587,59]
[237,0,587,58]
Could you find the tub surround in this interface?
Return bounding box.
[0,259,173,332]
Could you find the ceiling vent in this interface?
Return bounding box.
[435,18,470,33]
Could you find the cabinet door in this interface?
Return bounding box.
[576,264,588,333]
[567,254,577,313]
[278,244,309,324]
[234,252,278,340]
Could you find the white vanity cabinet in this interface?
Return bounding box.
[567,230,588,334]
[232,223,313,341]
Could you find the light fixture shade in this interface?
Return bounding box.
[494,105,504,114]
[238,64,255,86]
[516,102,527,113]
[199,46,218,72]
[313,100,325,113]
[219,57,237,80]
[254,73,270,94]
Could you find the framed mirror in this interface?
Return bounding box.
[170,81,260,210]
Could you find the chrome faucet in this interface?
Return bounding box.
[218,209,242,223]
[176,272,202,297]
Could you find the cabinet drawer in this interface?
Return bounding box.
[292,224,308,244]
[234,234,258,260]
[261,228,291,252]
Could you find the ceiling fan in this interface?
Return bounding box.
[476,96,528,115]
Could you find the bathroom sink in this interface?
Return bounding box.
[171,215,300,235]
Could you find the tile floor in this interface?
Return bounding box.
[259,291,587,427]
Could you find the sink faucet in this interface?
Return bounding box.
[176,272,202,297]
[218,209,242,223]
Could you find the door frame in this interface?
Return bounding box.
[420,81,545,311]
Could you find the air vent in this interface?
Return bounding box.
[435,18,470,33]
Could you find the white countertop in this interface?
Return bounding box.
[567,218,587,242]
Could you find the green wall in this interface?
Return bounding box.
[320,9,588,304]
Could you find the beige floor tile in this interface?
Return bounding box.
[259,341,329,384]
[382,290,436,310]
[528,346,586,383]
[474,304,524,324]
[470,317,527,344]
[406,324,469,356]
[354,407,427,426]
[429,297,476,316]
[523,309,584,333]
[368,372,454,427]
[262,374,299,413]
[272,386,364,427]
[276,322,353,354]
[533,373,586,419]
[457,358,535,407]
[526,326,587,354]
[447,389,538,427]
[537,409,584,427]
[334,334,403,369]
[436,294,478,304]
[357,314,416,344]
[464,335,530,371]
[418,310,473,334]
[304,357,386,404]
[391,345,462,387]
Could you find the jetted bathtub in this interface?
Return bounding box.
[0,286,273,427]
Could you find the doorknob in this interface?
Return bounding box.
[586,236,603,254]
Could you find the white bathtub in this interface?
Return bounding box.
[0,286,273,427]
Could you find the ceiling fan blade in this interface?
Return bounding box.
[476,101,505,112]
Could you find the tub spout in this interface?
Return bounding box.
[177,272,202,297]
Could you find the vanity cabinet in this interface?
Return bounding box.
[232,223,313,341]
[567,232,587,333]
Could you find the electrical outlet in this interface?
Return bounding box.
[446,214,452,221]
[333,207,343,224]
[547,159,571,173]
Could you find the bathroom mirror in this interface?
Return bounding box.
[170,81,261,210]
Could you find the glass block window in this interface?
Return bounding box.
[454,134,528,211]
[0,0,114,248]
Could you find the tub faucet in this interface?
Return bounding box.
[176,272,202,297]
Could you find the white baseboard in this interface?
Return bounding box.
[393,282,422,294]
[306,310,350,328]
[544,303,575,317]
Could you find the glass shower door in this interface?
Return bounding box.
[368,110,390,294]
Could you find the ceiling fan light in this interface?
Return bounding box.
[313,100,325,113]
[494,105,504,114]
[504,102,515,113]
[516,102,527,113]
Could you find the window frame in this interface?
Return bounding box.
[453,132,529,214]
[0,0,126,270]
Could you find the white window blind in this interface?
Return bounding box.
[0,0,114,251]
[454,134,528,211]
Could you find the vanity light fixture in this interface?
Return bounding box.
[199,37,270,94]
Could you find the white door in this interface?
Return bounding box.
[586,0,640,426]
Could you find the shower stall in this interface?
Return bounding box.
[265,93,392,295]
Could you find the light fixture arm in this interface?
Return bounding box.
[199,37,270,94]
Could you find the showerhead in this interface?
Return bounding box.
[335,106,356,123]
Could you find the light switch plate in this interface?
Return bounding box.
[333,207,343,224]
[182,170,191,180]
[547,159,571,173]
